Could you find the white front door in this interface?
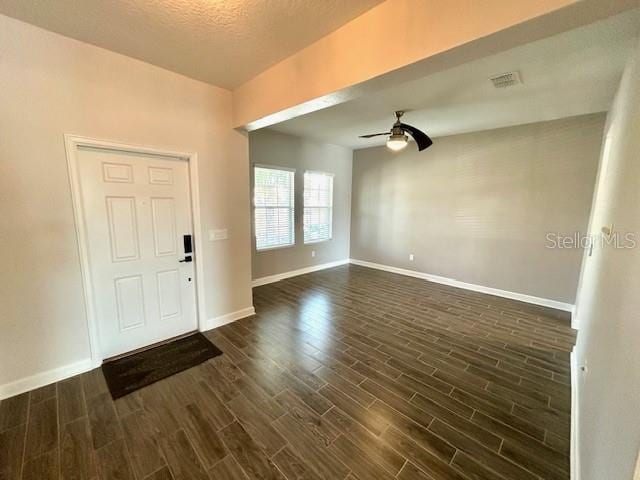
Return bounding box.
[77,147,197,358]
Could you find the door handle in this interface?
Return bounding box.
[179,255,193,263]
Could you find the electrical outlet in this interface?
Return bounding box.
[311,250,316,258]
[409,254,414,261]
[580,359,589,374]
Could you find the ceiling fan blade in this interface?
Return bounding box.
[359,132,389,138]
[400,123,433,151]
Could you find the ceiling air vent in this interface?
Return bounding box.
[489,71,522,88]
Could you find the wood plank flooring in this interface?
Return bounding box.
[0,264,576,479]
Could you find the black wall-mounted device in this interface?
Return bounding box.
[183,234,193,254]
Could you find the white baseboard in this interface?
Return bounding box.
[0,306,255,399]
[571,350,580,480]
[0,358,94,400]
[252,259,350,287]
[201,306,256,331]
[349,258,574,312]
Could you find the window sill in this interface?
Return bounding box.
[304,238,332,245]
[256,244,295,253]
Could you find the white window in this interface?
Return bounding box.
[254,166,295,250]
[304,171,333,244]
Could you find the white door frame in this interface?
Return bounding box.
[64,134,206,368]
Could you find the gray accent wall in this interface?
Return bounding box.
[350,114,605,304]
[250,130,352,280]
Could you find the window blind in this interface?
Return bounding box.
[254,166,295,250]
[304,171,333,243]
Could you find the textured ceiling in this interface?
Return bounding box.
[0,0,384,89]
[269,9,640,149]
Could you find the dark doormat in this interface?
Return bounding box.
[102,332,222,399]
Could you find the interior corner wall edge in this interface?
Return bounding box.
[249,129,353,280]
[573,38,640,480]
[0,14,253,389]
[350,113,605,305]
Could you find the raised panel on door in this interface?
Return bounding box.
[157,269,182,320]
[103,162,134,183]
[106,196,140,262]
[114,275,146,331]
[148,166,173,185]
[150,197,177,257]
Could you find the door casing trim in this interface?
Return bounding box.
[64,134,206,367]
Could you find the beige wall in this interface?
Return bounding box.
[574,39,640,480]
[233,0,634,129]
[0,15,252,391]
[351,114,605,304]
[249,130,352,280]
[232,0,597,128]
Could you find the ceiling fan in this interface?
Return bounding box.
[359,111,433,152]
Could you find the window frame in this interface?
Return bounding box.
[253,164,296,252]
[303,170,334,245]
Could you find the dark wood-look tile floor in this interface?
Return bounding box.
[0,264,576,479]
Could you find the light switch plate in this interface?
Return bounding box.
[209,229,228,241]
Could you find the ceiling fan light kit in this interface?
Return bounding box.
[386,132,409,151]
[359,111,433,152]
